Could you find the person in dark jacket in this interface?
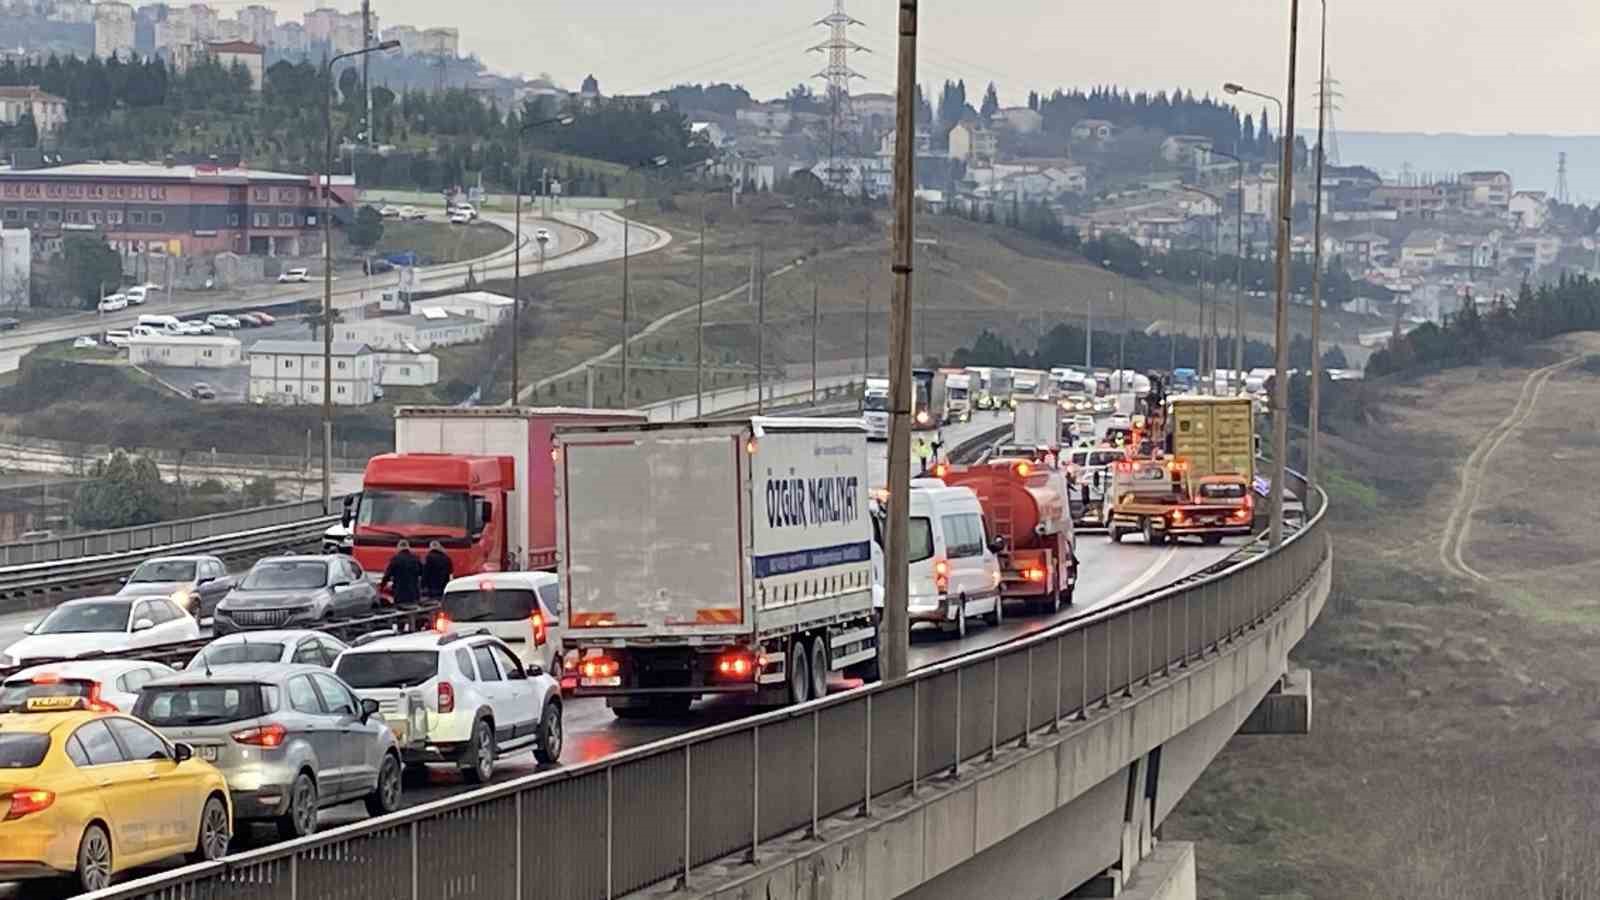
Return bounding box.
[422,540,453,600]
[381,540,423,605]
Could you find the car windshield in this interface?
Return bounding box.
[134,684,265,726]
[947,387,968,399]
[334,651,440,689]
[186,642,286,670]
[35,601,130,634]
[862,394,888,412]
[0,734,50,769]
[1200,483,1247,500]
[444,588,538,622]
[909,517,935,564]
[0,679,96,713]
[129,560,197,583]
[357,490,471,537]
[241,561,329,590]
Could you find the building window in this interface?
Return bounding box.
[283,360,292,369]
[89,185,103,198]
[336,360,346,370]
[253,213,269,228]
[150,187,165,200]
[109,186,123,199]
[400,367,411,376]
[228,213,240,227]
[24,209,39,222]
[130,211,144,224]
[66,210,81,224]
[1,209,14,221]
[23,185,39,197]
[283,384,292,392]
[149,211,164,225]
[337,385,347,395]
[130,186,144,199]
[45,185,61,198]
[202,349,213,358]
[278,213,293,227]
[88,210,103,224]
[108,210,123,225]
[45,209,60,223]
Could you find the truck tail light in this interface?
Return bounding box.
[437,681,455,714]
[933,559,950,593]
[231,723,286,748]
[715,652,756,680]
[3,788,55,821]
[1024,566,1047,583]
[1014,461,1032,476]
[433,612,451,632]
[1231,506,1252,521]
[1171,509,1187,524]
[531,611,547,647]
[580,657,620,680]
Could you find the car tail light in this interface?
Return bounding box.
[933,559,950,593]
[437,681,455,714]
[531,611,547,647]
[1231,506,1252,521]
[580,657,620,680]
[3,788,55,821]
[230,723,287,748]
[715,652,756,680]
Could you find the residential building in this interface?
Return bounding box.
[380,24,419,53]
[852,92,897,131]
[994,107,1043,134]
[236,4,274,44]
[0,86,67,134]
[1460,170,1512,214]
[690,121,729,149]
[1399,230,1442,273]
[1160,135,1214,168]
[303,7,338,44]
[1507,235,1562,271]
[878,127,932,157]
[187,3,217,41]
[735,102,792,132]
[419,26,459,57]
[1241,174,1280,217]
[1371,184,1447,219]
[1509,190,1548,231]
[611,94,671,113]
[272,21,307,53]
[248,340,376,405]
[717,157,779,192]
[374,352,439,387]
[335,310,487,351]
[410,290,513,325]
[1070,119,1114,142]
[128,333,242,368]
[51,0,95,25]
[330,12,364,53]
[0,160,357,257]
[93,1,135,58]
[206,40,263,91]
[806,156,890,197]
[948,122,997,163]
[0,227,30,308]
[1336,233,1392,270]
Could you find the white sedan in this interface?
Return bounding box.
[2,659,179,713]
[277,267,311,284]
[97,294,128,313]
[0,595,200,669]
[72,336,99,349]
[183,319,216,335]
[379,205,400,218]
[205,314,240,329]
[184,629,348,671]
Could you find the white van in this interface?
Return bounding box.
[439,571,566,680]
[872,479,1003,638]
[138,314,182,333]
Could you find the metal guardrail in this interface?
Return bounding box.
[87,471,1330,900]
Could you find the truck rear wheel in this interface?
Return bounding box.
[1108,523,1123,544]
[1142,518,1165,546]
[787,640,812,704]
[1202,534,1223,546]
[808,637,829,700]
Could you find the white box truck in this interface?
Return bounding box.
[557,417,880,717]
[1012,396,1064,450]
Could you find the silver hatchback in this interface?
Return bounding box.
[133,663,402,839]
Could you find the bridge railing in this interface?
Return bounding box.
[89,473,1330,900]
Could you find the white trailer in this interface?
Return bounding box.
[557,417,879,717]
[1012,396,1063,450]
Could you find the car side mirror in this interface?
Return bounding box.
[173,742,194,763]
[988,536,1007,553]
[197,576,214,585]
[361,697,380,721]
[133,618,155,632]
[21,621,37,635]
[119,576,129,585]
[524,664,542,679]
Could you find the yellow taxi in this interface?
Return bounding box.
[0,688,233,893]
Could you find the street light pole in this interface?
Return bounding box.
[620,155,668,408]
[1209,147,1246,394]
[511,113,575,404]
[696,193,706,417]
[1308,0,1329,488]
[321,39,397,513]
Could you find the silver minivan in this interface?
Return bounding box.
[134,664,402,838]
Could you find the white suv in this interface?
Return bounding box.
[333,629,563,782]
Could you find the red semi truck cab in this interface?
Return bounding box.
[350,407,647,588]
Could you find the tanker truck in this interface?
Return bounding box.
[940,458,1078,615]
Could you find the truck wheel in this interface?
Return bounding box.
[787,640,812,704]
[983,594,1003,626]
[1202,534,1223,546]
[1045,585,1063,615]
[1108,524,1123,544]
[808,637,829,700]
[1142,518,1164,546]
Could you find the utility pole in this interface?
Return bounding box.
[620,209,631,406]
[1308,0,1329,488]
[755,242,765,413]
[862,286,870,376]
[811,281,819,404]
[882,0,919,683]
[361,0,372,151]
[1085,289,1093,369]
[696,195,706,418]
[1269,0,1301,549]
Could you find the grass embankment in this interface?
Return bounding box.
[458,193,1388,408]
[1164,333,1600,898]
[374,220,512,265]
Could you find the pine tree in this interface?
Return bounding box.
[980,82,1000,119]
[1257,106,1272,156]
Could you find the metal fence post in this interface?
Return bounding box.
[1079,628,1090,719]
[1051,637,1063,733]
[1102,623,1113,709]
[1021,646,1033,748]
[989,656,1000,761]
[950,672,963,778]
[809,710,821,839]
[679,743,692,889]
[606,765,614,900]
[860,692,873,817]
[407,822,417,900]
[911,679,921,795]
[1145,605,1155,686]
[746,725,761,864]
[514,791,523,899]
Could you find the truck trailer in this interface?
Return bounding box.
[350,406,645,583]
[558,417,880,716]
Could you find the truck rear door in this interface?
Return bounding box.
[560,427,749,637]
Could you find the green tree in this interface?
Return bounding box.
[347,205,385,250]
[74,450,166,529]
[61,235,123,309]
[980,82,1000,119]
[242,476,277,507]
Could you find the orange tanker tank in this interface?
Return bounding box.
[938,459,1079,614]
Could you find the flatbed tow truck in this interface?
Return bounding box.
[1104,395,1255,546]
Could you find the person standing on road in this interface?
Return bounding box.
[381,540,422,605]
[422,540,453,601]
[913,435,933,475]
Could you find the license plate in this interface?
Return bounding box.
[1202,517,1220,526]
[199,745,218,762]
[581,676,621,687]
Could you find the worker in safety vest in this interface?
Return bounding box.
[913,436,933,475]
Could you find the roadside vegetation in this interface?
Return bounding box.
[1165,333,1600,898]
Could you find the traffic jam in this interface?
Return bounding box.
[0,372,1265,893]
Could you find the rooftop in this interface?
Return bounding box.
[0,161,344,184]
[128,334,241,348]
[0,86,64,102]
[250,339,372,356]
[206,40,264,54]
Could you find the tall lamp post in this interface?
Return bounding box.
[620,155,669,407]
[511,113,575,403]
[1208,146,1247,394]
[1308,0,1329,488]
[321,38,398,513]
[1226,7,1299,549]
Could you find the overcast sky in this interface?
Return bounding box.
[272,0,1598,135]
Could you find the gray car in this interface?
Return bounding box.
[117,555,236,619]
[133,663,402,838]
[213,555,378,635]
